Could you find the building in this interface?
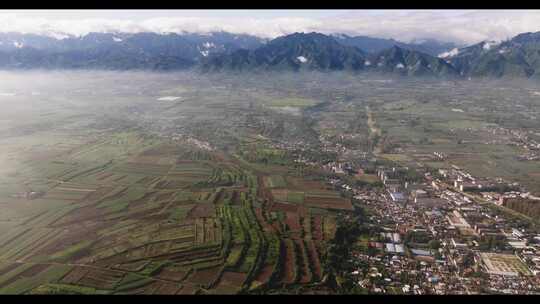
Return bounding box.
[389,191,407,203]
[386,243,405,254]
[473,224,502,237]
[446,210,471,228]
[381,232,402,243]
[451,238,468,249]
[415,197,448,207]
[508,241,527,249]
[411,249,433,256]
[512,228,524,239]
[411,189,428,200]
[385,183,402,192]
[459,182,479,192]
[369,242,384,249]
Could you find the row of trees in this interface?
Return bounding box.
[504,198,540,219]
[323,209,370,294]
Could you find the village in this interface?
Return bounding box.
[322,157,540,294]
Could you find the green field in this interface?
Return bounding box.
[268,97,320,108]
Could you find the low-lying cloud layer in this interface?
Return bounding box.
[0,10,539,44]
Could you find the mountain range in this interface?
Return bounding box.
[200,33,460,78]
[333,34,460,56]
[441,32,540,79]
[1,30,540,78]
[0,31,266,70]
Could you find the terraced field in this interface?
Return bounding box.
[0,131,348,294]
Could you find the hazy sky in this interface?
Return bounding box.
[1,10,540,44]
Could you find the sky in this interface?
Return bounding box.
[1,10,540,45]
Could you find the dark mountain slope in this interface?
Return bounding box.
[334,34,458,56]
[367,46,460,77]
[201,32,369,72]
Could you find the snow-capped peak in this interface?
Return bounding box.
[13,41,23,48]
[202,42,215,49]
[438,48,459,58]
[113,37,123,42]
[482,41,499,51]
[396,63,405,69]
[297,56,308,63]
[200,50,209,57]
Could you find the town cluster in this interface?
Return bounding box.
[328,159,540,294]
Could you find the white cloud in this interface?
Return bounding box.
[323,10,540,45]
[0,13,321,39]
[0,10,539,45]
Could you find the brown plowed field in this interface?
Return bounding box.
[189,266,221,287]
[303,197,353,211]
[285,212,301,233]
[295,240,311,284]
[282,240,296,284]
[305,240,322,280]
[270,202,298,213]
[312,216,323,240]
[252,264,273,286]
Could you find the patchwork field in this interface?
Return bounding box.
[0,129,347,294]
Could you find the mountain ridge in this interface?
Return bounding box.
[202,33,460,78]
[1,30,540,78]
[334,34,460,56]
[200,32,369,72]
[0,31,266,70]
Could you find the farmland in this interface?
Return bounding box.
[0,71,351,294]
[0,130,345,294]
[2,71,540,294]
